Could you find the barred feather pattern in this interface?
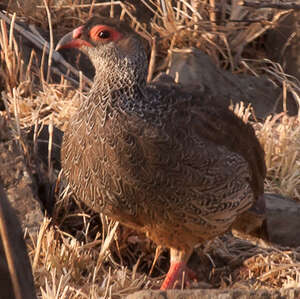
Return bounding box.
[61,17,265,252]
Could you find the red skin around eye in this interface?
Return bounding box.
[89,25,122,42]
[56,24,123,50]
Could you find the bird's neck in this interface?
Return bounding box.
[90,55,147,105]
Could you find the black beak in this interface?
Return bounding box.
[56,31,76,51]
[56,26,91,51]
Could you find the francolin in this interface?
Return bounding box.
[56,16,266,289]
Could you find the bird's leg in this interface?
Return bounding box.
[160,247,194,290]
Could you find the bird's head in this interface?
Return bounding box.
[56,17,147,77]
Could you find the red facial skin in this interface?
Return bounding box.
[56,25,122,50]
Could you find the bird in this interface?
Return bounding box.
[56,16,266,290]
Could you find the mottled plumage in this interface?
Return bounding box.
[57,17,266,289]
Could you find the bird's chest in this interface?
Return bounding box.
[61,105,150,219]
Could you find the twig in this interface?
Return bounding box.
[42,0,54,83]
[96,220,119,272]
[0,182,37,299]
[209,0,217,31]
[8,13,16,49]
[0,184,23,299]
[36,1,123,9]
[239,0,300,10]
[147,36,157,83]
[48,118,53,178]
[32,218,51,271]
[148,245,162,276]
[88,0,96,18]
[160,0,167,17]
[0,11,93,87]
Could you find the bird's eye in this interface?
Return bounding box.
[89,25,121,42]
[98,30,111,39]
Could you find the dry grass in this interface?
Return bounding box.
[1,0,300,298]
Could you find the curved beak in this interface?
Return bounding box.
[55,26,92,51]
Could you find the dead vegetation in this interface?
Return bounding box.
[1,0,300,298]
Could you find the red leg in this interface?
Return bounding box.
[160,248,194,290]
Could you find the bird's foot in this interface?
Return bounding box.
[160,262,196,290]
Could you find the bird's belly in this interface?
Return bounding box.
[143,183,253,249]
